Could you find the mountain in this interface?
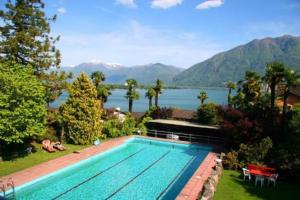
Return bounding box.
[59,62,183,85]
[173,35,300,87]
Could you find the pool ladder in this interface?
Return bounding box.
[0,178,15,199]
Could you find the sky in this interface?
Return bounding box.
[3,0,300,68]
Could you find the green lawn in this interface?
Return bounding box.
[0,143,88,177]
[214,170,300,200]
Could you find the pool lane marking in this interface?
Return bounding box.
[156,155,196,200]
[52,148,147,200]
[105,150,171,200]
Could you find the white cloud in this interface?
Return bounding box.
[115,0,136,8]
[58,20,222,68]
[151,0,183,9]
[196,0,224,10]
[57,7,66,14]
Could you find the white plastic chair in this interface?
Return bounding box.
[267,174,279,187]
[255,175,265,187]
[242,168,251,181]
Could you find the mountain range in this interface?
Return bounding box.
[59,35,300,87]
[59,62,183,85]
[173,35,300,87]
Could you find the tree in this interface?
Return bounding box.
[154,79,163,107]
[197,91,208,105]
[0,62,47,144]
[145,87,155,110]
[90,71,109,108]
[197,103,218,125]
[281,69,300,133]
[226,82,236,107]
[125,79,139,113]
[97,84,111,109]
[0,0,61,75]
[240,71,262,106]
[264,62,286,111]
[40,71,73,106]
[91,71,105,88]
[59,73,102,145]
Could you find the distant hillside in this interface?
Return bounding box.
[59,62,183,85]
[173,35,300,87]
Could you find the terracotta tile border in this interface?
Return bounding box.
[176,152,218,200]
[0,135,217,200]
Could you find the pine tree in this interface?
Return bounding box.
[0,0,61,74]
[59,73,103,144]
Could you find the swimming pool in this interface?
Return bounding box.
[5,137,211,200]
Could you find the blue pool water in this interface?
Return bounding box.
[6,138,211,200]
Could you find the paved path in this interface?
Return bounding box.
[176,152,218,200]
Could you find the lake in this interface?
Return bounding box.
[50,88,228,112]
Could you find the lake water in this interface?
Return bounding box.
[50,88,228,112]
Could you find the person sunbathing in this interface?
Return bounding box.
[52,142,67,151]
[42,140,56,153]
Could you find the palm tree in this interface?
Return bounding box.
[145,87,155,110]
[281,69,300,133]
[198,91,208,105]
[91,71,105,88]
[226,82,236,107]
[264,62,286,111]
[241,71,262,106]
[97,85,111,108]
[125,79,140,113]
[91,71,106,108]
[154,79,163,108]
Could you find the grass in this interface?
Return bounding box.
[214,170,300,200]
[0,143,88,177]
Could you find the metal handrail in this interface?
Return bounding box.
[147,129,222,139]
[147,129,225,144]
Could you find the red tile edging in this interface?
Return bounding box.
[176,152,217,200]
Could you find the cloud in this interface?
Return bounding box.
[196,0,224,10]
[57,7,66,14]
[58,20,222,68]
[151,0,183,9]
[115,0,136,8]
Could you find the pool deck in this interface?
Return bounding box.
[0,135,218,200]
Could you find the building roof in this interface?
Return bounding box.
[131,112,145,120]
[172,109,196,120]
[148,119,220,130]
[290,87,300,97]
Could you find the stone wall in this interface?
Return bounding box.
[198,153,224,200]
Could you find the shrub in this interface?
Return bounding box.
[120,114,136,136]
[102,115,137,138]
[137,117,152,135]
[223,151,240,170]
[102,119,121,138]
[197,103,218,125]
[219,106,264,149]
[238,137,273,165]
